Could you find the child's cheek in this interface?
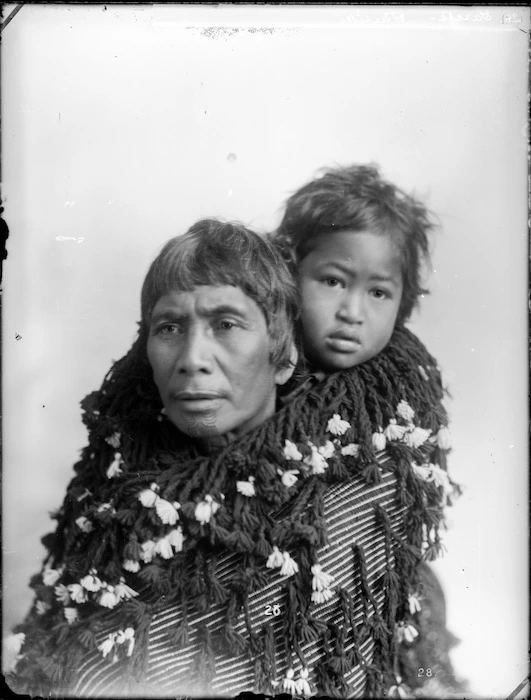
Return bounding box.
[304,279,330,304]
[300,280,319,312]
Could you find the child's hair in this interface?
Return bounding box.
[273,163,436,323]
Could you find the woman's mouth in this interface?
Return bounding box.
[171,390,224,411]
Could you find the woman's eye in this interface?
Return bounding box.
[157,323,180,335]
[217,320,237,331]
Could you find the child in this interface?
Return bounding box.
[272,163,432,372]
[271,163,466,696]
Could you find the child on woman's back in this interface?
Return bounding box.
[271,163,466,696]
[273,163,431,372]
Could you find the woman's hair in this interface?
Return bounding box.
[272,164,436,323]
[141,218,299,368]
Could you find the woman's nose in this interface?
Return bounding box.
[175,326,213,374]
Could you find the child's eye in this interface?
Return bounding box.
[321,276,343,288]
[370,288,390,300]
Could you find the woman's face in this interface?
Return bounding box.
[147,285,292,442]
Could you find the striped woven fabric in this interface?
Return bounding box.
[71,466,405,698]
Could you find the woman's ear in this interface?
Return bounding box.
[275,344,298,386]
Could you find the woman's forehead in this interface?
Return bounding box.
[150,285,266,323]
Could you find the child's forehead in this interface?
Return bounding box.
[305,228,403,266]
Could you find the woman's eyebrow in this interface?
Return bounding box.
[201,303,248,318]
[150,303,248,325]
[149,309,187,326]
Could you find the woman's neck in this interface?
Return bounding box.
[193,431,238,455]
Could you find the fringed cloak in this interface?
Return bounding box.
[8,324,459,698]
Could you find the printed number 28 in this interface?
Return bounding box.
[418,668,433,678]
[265,604,281,616]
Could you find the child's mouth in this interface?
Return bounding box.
[326,335,362,353]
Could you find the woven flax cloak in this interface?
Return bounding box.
[9,325,458,698]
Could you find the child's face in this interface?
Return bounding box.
[299,230,403,370]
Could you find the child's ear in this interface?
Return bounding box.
[275,344,298,386]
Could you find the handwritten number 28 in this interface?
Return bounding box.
[418,668,433,677]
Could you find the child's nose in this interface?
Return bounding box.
[337,291,364,323]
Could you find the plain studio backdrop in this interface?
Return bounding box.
[2,4,529,698]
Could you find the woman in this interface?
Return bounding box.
[7,220,456,698]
